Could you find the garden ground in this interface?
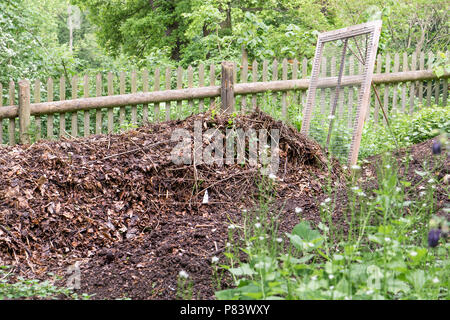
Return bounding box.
[0,111,447,299]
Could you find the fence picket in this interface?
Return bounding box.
[383,53,390,124]
[251,60,258,111]
[392,53,400,111]
[59,77,66,138]
[188,65,193,114]
[46,78,53,140]
[209,64,215,110]
[419,52,425,106]
[119,71,126,128]
[198,63,205,113]
[165,67,171,120]
[71,75,78,137]
[241,48,248,111]
[271,59,278,113]
[154,68,160,122]
[282,58,288,120]
[83,75,89,137]
[107,72,114,133]
[8,81,16,145]
[409,52,416,114]
[301,57,308,110]
[34,79,41,141]
[291,58,298,110]
[426,52,433,106]
[131,70,137,125]
[401,53,408,112]
[177,66,183,117]
[374,54,382,123]
[96,73,102,134]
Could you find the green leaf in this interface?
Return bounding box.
[229,264,256,276]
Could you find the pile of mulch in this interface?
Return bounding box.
[0,111,344,299]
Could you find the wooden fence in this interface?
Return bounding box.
[0,50,448,145]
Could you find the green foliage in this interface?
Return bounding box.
[0,266,92,300]
[215,155,449,300]
[359,105,450,159]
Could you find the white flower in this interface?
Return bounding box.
[228,224,236,230]
[311,275,318,281]
[328,115,335,120]
[268,173,277,180]
[259,236,265,241]
[295,207,303,214]
[410,251,417,257]
[366,289,374,295]
[211,256,219,264]
[419,191,426,197]
[351,165,361,170]
[343,165,348,170]
[329,274,334,279]
[179,270,189,279]
[428,179,434,184]
[432,277,439,284]
[385,165,391,169]
[324,197,332,203]
[384,237,391,242]
[276,237,283,243]
[395,187,401,192]
[242,209,247,213]
[254,223,261,229]
[329,286,334,290]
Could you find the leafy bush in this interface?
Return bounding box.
[360,105,449,159]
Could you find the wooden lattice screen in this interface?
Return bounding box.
[300,21,382,165]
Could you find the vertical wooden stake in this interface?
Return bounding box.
[18,80,31,144]
[221,61,234,113]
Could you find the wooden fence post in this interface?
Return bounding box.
[221,61,234,113]
[18,80,31,144]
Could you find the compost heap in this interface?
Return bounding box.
[0,111,343,299]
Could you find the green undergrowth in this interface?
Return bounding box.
[215,150,449,300]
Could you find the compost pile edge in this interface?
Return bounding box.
[0,111,345,299]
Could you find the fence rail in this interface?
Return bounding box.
[1,50,449,146]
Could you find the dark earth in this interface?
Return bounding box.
[0,111,448,299]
